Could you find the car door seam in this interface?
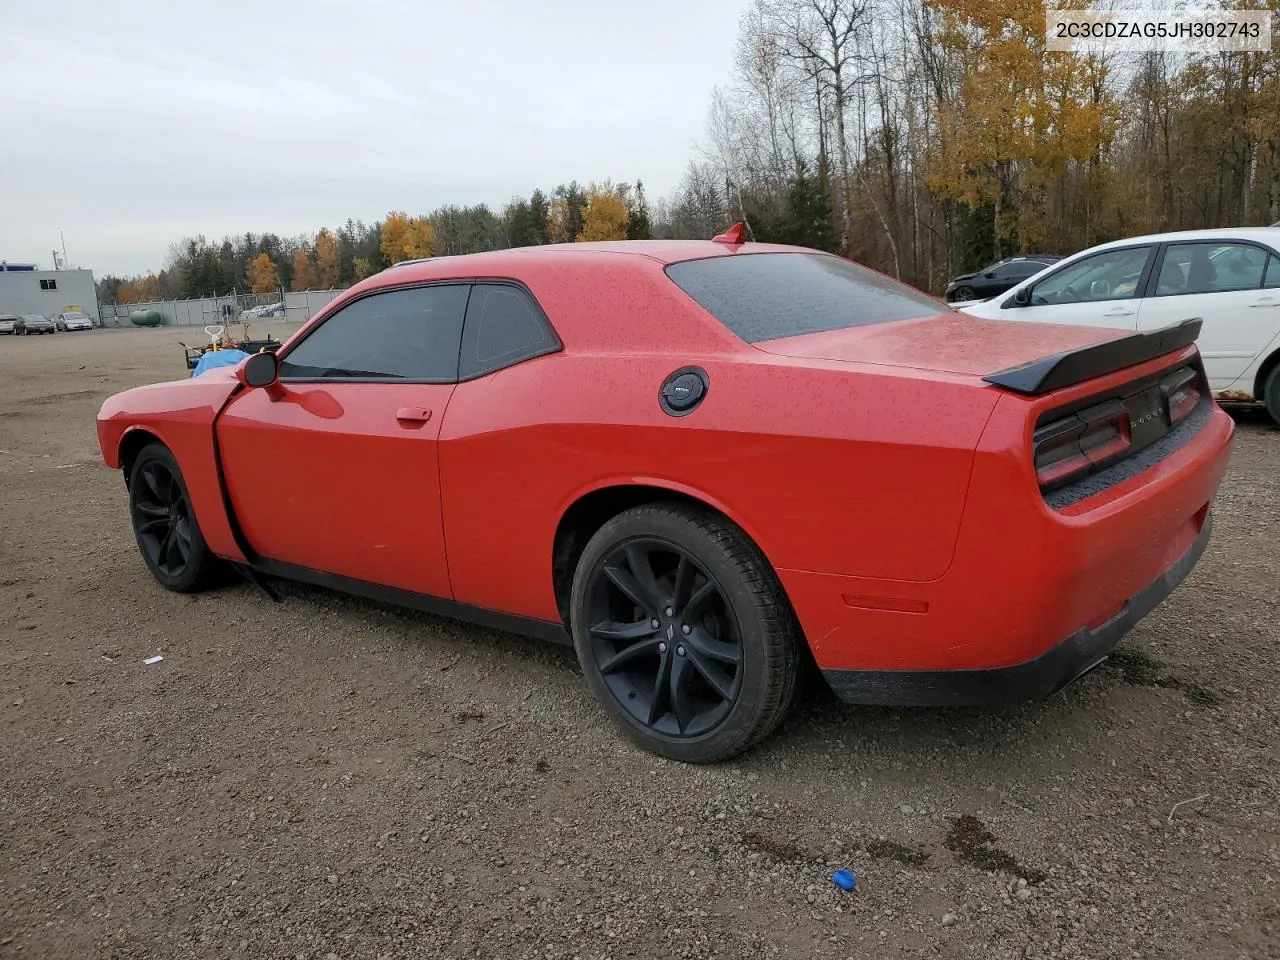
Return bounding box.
[210,383,264,565]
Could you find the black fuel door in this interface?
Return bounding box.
[659,366,709,417]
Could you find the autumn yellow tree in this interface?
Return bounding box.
[925,0,1115,255]
[576,182,630,241]
[135,274,159,301]
[353,257,373,281]
[380,210,437,264]
[249,252,279,294]
[546,196,573,243]
[290,249,316,291]
[315,229,341,288]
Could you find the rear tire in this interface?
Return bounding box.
[1265,365,1280,427]
[128,443,223,593]
[569,502,801,763]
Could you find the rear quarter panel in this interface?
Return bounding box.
[439,350,998,622]
[97,374,246,563]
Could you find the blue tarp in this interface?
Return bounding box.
[192,348,249,377]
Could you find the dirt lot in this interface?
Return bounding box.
[1,323,1278,960]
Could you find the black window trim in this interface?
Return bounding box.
[276,277,562,386]
[1145,238,1280,299]
[1001,243,1157,309]
[457,279,564,382]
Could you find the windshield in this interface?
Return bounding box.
[65,313,88,319]
[23,315,46,321]
[665,252,947,344]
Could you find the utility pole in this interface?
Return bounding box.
[60,231,69,269]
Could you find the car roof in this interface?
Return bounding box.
[368,239,811,285]
[324,240,826,354]
[1084,226,1280,250]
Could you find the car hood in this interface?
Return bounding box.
[752,313,1129,379]
[947,272,978,284]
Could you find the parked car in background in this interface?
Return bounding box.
[15,315,56,335]
[956,228,1280,423]
[97,233,1233,761]
[945,255,1063,303]
[0,314,16,335]
[55,311,94,331]
[239,302,286,321]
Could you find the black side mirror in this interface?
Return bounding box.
[1012,286,1032,307]
[983,271,995,279]
[240,350,279,388]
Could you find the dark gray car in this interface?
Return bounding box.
[15,315,56,335]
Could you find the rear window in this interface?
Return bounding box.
[665,252,947,344]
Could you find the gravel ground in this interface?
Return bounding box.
[1,324,1278,960]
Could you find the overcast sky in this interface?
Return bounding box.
[0,0,748,276]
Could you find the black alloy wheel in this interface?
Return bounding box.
[570,503,800,763]
[128,443,222,592]
[951,285,975,301]
[132,459,192,578]
[585,538,743,738]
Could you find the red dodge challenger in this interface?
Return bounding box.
[97,231,1235,762]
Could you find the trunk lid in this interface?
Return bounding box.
[753,313,1131,380]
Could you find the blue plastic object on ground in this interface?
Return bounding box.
[832,869,857,892]
[192,348,249,378]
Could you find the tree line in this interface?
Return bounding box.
[100,0,1280,305]
[100,182,653,303]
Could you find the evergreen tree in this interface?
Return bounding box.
[627,180,652,240]
[779,160,837,253]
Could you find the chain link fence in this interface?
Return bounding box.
[98,289,344,328]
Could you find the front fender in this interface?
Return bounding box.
[97,371,246,562]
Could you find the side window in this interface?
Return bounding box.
[1265,255,1280,289]
[991,263,1019,278]
[458,283,560,379]
[1029,247,1151,305]
[1155,242,1268,296]
[279,284,469,381]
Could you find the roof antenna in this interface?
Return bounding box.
[713,222,746,244]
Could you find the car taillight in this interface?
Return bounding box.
[1033,400,1132,491]
[1161,367,1201,425]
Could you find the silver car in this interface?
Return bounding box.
[0,314,16,335]
[55,311,94,331]
[16,315,56,335]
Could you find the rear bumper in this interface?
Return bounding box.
[821,514,1212,706]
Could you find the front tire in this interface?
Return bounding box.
[569,502,800,763]
[951,285,975,301]
[1265,365,1280,427]
[128,443,222,592]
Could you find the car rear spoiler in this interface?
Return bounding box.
[982,318,1202,396]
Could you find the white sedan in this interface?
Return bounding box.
[957,227,1280,424]
[55,312,94,331]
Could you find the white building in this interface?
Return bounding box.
[0,263,100,324]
